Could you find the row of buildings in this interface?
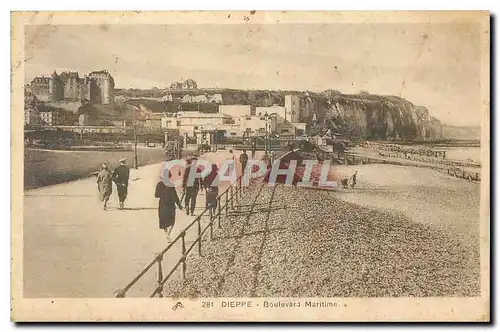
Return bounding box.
[27,70,115,105]
[24,108,75,127]
[24,92,77,127]
[25,68,314,140]
[151,95,308,138]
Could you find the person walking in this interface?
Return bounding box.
[155,171,183,242]
[228,149,237,177]
[251,141,256,158]
[203,164,220,216]
[182,158,202,216]
[97,163,113,210]
[349,170,358,188]
[239,149,249,176]
[112,158,130,209]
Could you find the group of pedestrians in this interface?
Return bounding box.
[155,155,223,242]
[97,150,250,242]
[154,148,256,242]
[96,158,130,210]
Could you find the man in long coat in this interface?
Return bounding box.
[113,158,130,209]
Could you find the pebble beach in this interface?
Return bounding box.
[163,164,481,297]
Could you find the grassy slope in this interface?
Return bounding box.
[24,148,167,190]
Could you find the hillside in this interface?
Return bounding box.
[116,88,442,140]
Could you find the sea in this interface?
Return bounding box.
[436,147,481,164]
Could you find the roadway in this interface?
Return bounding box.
[23,150,263,298]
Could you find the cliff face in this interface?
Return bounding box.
[218,90,442,140]
[311,94,442,140]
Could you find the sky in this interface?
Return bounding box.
[24,23,483,126]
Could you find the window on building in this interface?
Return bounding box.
[281,129,290,133]
[231,132,237,136]
[194,126,199,130]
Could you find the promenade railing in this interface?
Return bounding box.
[114,149,289,298]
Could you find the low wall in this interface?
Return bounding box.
[342,153,481,182]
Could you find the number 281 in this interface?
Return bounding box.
[202,301,214,308]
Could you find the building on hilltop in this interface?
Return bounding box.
[29,69,115,105]
[169,78,197,90]
[29,76,51,101]
[88,70,115,104]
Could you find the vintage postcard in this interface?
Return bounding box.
[11,11,490,322]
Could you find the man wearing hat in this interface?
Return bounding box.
[182,157,202,216]
[113,157,130,209]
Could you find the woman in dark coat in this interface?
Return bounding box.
[203,164,220,215]
[155,172,183,241]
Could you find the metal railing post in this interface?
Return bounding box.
[181,232,186,280]
[209,212,213,241]
[225,191,229,215]
[197,218,202,256]
[235,182,239,205]
[230,184,234,210]
[156,253,164,297]
[217,197,222,227]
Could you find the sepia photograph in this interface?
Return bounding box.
[11,11,490,322]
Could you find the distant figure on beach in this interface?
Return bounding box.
[97,163,113,210]
[155,172,183,242]
[182,158,202,216]
[112,158,130,210]
[203,164,220,215]
[239,149,249,175]
[349,170,358,188]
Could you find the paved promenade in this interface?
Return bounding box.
[23,150,263,298]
